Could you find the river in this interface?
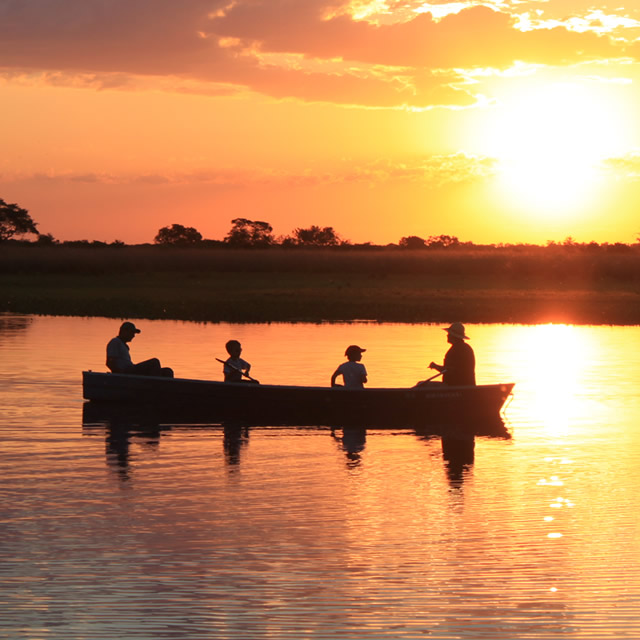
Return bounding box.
[2,313,640,639]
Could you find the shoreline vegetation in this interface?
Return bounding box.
[2,244,640,325]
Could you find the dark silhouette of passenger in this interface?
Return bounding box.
[106,321,174,377]
[331,345,368,388]
[223,422,249,466]
[222,340,252,382]
[429,322,475,386]
[331,427,366,465]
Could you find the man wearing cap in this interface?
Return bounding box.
[106,321,174,377]
[429,322,475,386]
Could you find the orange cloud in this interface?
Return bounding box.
[0,0,631,109]
[1,153,497,188]
[210,3,623,67]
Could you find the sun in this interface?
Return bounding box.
[480,80,630,216]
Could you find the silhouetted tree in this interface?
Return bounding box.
[290,225,341,247]
[154,223,203,246]
[36,233,58,245]
[225,218,274,247]
[426,234,460,249]
[399,235,426,249]
[0,198,38,242]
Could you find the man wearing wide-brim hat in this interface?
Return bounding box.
[428,322,476,386]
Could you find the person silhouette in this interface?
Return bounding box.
[106,321,174,377]
[222,340,252,382]
[429,322,475,386]
[331,345,368,388]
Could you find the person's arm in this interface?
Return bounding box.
[361,365,368,385]
[331,368,341,387]
[106,356,120,373]
[106,338,130,373]
[429,361,444,372]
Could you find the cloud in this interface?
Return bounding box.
[325,153,498,186]
[1,153,498,188]
[0,0,223,75]
[0,0,630,108]
[210,2,623,67]
[0,69,136,90]
[603,152,640,180]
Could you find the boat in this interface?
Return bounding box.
[82,371,514,431]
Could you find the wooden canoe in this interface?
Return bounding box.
[82,371,514,431]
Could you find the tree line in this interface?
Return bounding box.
[154,218,348,248]
[154,219,469,250]
[2,197,639,252]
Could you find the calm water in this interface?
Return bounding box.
[2,313,640,639]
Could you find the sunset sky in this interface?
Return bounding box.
[2,0,640,245]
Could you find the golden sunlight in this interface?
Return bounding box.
[518,324,595,436]
[482,81,630,216]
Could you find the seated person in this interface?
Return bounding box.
[106,321,174,377]
[429,322,475,386]
[222,339,252,382]
[331,345,368,388]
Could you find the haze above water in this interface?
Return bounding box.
[2,314,640,639]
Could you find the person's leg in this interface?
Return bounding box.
[130,358,163,376]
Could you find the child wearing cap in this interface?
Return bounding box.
[331,345,368,389]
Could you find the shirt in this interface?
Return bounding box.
[335,361,367,388]
[443,341,476,386]
[223,357,250,382]
[106,336,133,373]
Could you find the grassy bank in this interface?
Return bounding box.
[2,245,640,324]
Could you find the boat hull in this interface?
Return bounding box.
[82,371,513,431]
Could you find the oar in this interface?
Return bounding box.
[414,370,444,387]
[215,358,260,384]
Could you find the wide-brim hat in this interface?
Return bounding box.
[443,322,468,340]
[345,345,366,357]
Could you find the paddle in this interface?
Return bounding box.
[215,358,260,384]
[414,369,444,387]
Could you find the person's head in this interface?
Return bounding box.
[443,322,469,344]
[118,321,140,343]
[345,345,366,362]
[226,339,242,358]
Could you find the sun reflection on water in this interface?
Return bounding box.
[510,324,599,436]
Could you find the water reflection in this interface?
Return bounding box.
[441,432,475,488]
[331,426,367,467]
[85,401,510,488]
[105,423,162,482]
[502,323,598,436]
[83,402,256,479]
[7,315,640,640]
[0,312,32,340]
[222,422,250,467]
